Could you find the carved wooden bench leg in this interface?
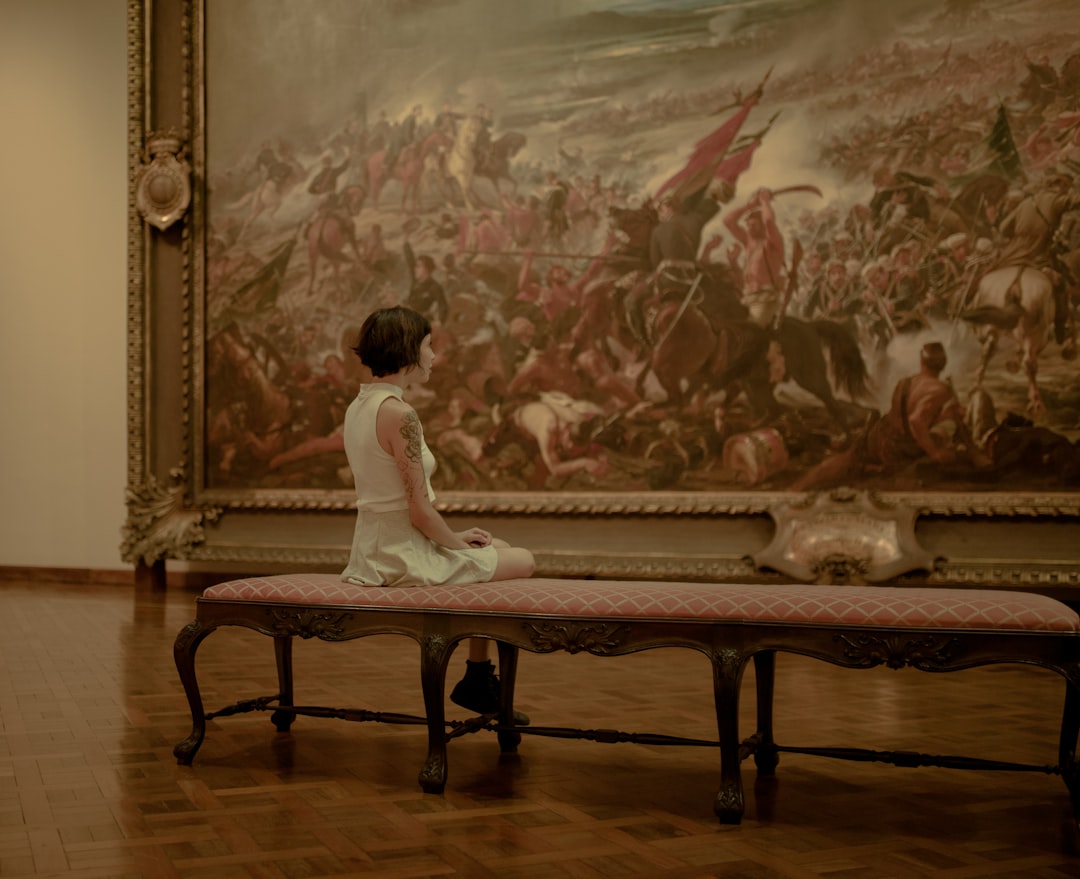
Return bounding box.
[752,650,779,776]
[270,635,295,732]
[712,647,749,824]
[496,641,523,753]
[418,634,456,793]
[173,620,212,765]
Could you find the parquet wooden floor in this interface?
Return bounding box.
[1,579,1078,878]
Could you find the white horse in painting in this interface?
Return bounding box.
[444,114,484,210]
[230,177,286,238]
[960,264,1074,415]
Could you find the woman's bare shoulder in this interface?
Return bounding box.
[377,395,419,430]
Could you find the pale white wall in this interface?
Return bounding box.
[0,0,128,569]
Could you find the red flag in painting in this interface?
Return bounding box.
[655,96,757,202]
[713,139,759,189]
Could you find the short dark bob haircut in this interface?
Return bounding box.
[351,306,432,378]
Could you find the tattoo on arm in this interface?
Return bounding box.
[400,412,423,463]
[397,411,424,500]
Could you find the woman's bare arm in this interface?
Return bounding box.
[380,399,474,549]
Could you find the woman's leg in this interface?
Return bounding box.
[490,543,535,581]
[465,543,533,660]
[467,546,533,660]
[453,541,534,716]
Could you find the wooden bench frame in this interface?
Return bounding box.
[173,580,1080,824]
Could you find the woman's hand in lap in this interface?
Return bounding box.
[457,528,492,548]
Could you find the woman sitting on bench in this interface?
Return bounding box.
[343,305,535,715]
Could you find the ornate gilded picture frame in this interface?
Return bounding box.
[125,0,1080,589]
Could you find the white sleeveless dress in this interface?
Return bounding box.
[340,383,498,587]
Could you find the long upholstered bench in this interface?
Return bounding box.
[172,573,1080,824]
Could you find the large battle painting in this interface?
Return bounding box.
[202,0,1080,501]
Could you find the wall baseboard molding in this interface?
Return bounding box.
[0,565,247,589]
[0,565,134,586]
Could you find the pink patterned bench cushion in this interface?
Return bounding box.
[202,574,1080,633]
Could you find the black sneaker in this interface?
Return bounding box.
[449,660,530,725]
[450,660,500,713]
